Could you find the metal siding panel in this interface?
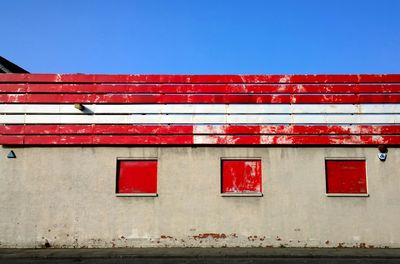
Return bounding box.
[2,83,400,94]
[93,135,193,144]
[1,73,400,146]
[3,114,398,124]
[1,134,400,145]
[2,104,400,114]
[2,93,400,104]
[227,115,291,124]
[0,115,25,124]
[1,73,400,84]
[0,135,24,144]
[23,135,94,144]
[94,125,193,135]
[3,124,400,135]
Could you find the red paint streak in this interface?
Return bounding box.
[224,125,261,135]
[93,135,193,144]
[24,135,94,144]
[1,135,400,145]
[0,135,23,144]
[222,160,262,193]
[261,135,400,145]
[94,125,193,135]
[0,125,194,135]
[325,160,367,194]
[0,94,289,104]
[2,93,400,104]
[0,125,26,134]
[0,74,399,84]
[1,83,400,94]
[117,160,157,193]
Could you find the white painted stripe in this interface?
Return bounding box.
[0,115,25,123]
[0,114,398,124]
[1,104,400,114]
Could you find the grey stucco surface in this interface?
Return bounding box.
[0,146,399,248]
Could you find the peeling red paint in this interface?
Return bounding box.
[2,83,400,94]
[222,160,262,193]
[2,93,400,104]
[1,73,400,146]
[1,73,400,84]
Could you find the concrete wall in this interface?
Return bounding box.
[0,146,399,248]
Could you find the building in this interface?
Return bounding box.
[0,56,29,74]
[0,73,399,248]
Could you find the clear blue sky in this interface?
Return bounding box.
[2,0,400,74]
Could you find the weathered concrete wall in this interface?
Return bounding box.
[0,146,399,248]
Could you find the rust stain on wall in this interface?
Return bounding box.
[160,235,173,239]
[193,233,227,240]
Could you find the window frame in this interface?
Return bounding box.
[115,157,158,197]
[220,157,263,197]
[324,157,369,197]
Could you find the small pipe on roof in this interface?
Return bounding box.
[74,103,85,111]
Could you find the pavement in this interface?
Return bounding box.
[1,248,400,260]
[1,258,400,264]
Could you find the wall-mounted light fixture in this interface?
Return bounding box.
[378,144,388,162]
[7,150,16,159]
[74,103,85,111]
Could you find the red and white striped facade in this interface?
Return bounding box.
[0,73,399,145]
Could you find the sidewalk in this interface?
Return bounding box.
[1,248,400,259]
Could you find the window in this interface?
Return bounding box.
[116,159,157,196]
[221,159,262,196]
[325,160,367,196]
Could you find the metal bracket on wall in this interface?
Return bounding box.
[7,150,16,159]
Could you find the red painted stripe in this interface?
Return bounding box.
[276,125,400,135]
[0,135,24,144]
[260,135,400,145]
[93,125,194,135]
[0,125,95,135]
[1,135,400,145]
[0,125,194,135]
[1,83,400,94]
[20,135,194,145]
[201,135,400,145]
[1,93,400,104]
[0,125,26,134]
[2,125,400,135]
[291,94,400,104]
[93,135,194,144]
[1,74,400,84]
[24,135,94,145]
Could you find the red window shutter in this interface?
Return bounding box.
[117,160,157,193]
[222,160,262,193]
[325,160,367,194]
